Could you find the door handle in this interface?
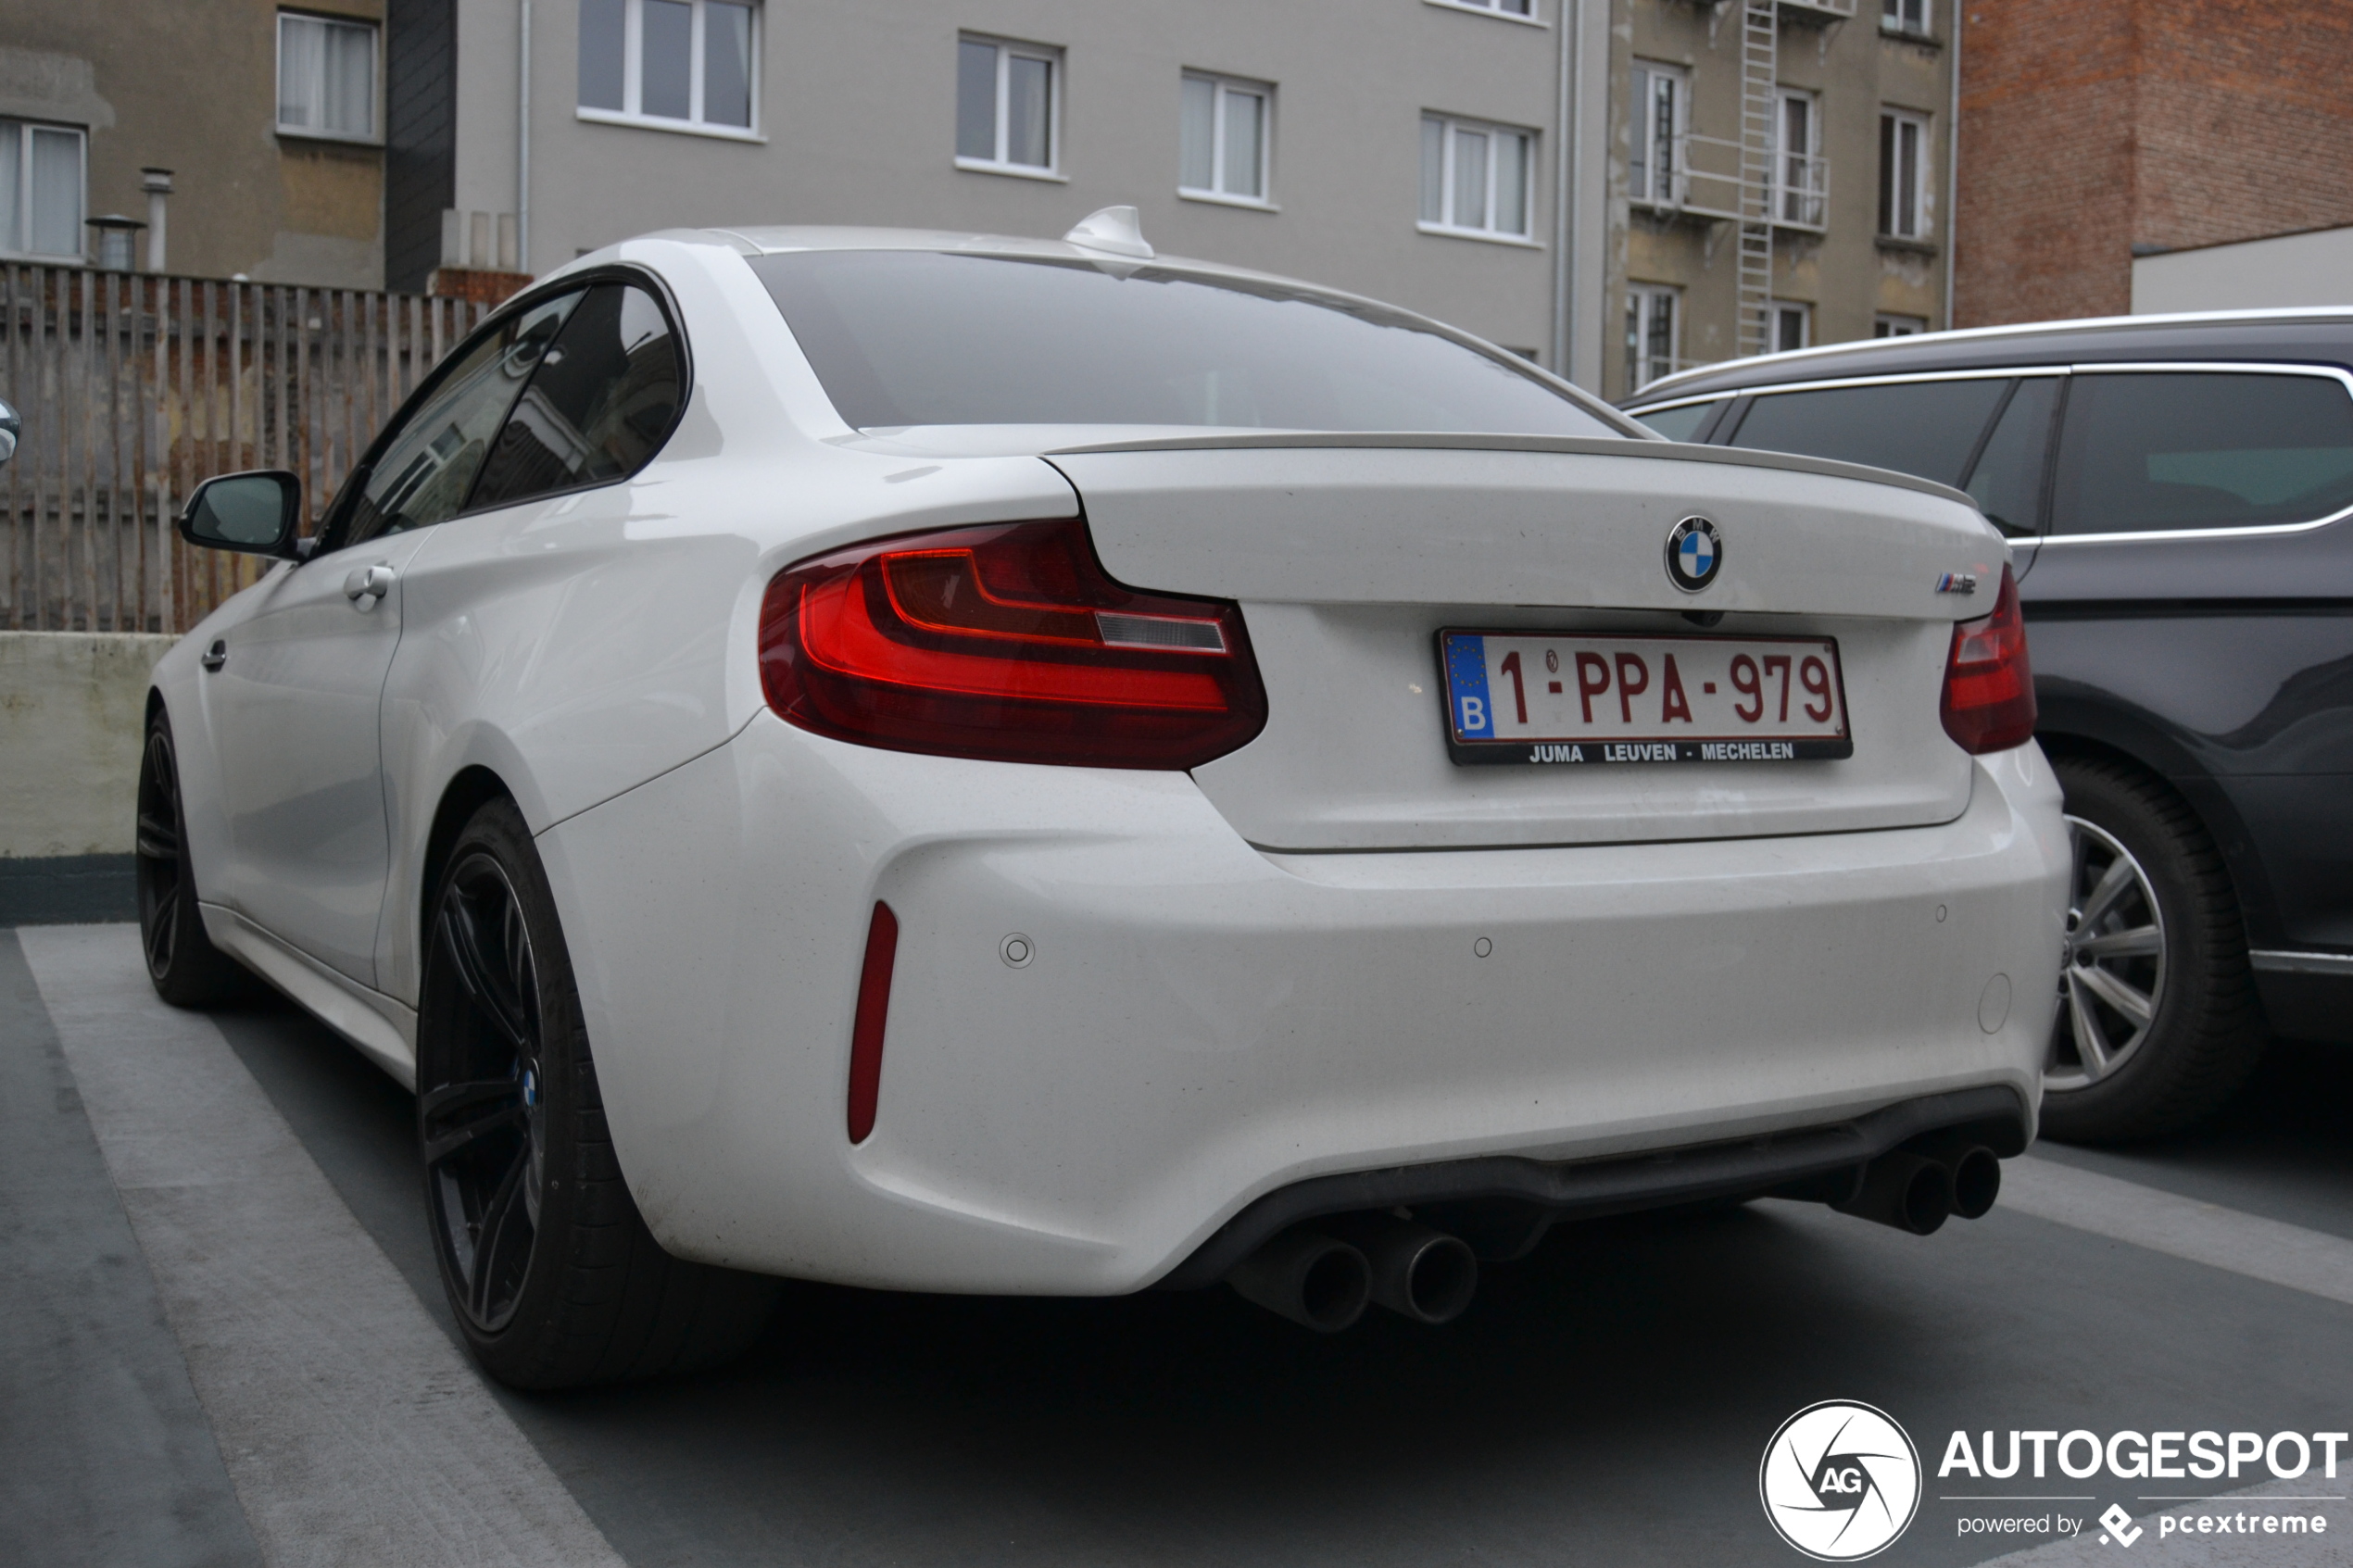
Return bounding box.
[343,563,396,609]
[199,638,227,672]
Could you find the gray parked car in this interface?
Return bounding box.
[1625,310,2353,1142]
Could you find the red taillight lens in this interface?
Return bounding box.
[759,519,1267,768]
[1940,564,2037,754]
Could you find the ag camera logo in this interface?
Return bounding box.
[1761,1400,1923,1561]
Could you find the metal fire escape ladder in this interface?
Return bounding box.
[1735,0,1777,358]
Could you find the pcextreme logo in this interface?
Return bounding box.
[1761,1401,1923,1561]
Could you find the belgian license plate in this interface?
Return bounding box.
[1439,629,1854,766]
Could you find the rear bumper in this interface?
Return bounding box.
[1157,1083,2028,1287]
[537,714,2068,1295]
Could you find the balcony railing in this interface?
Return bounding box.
[1631,137,1829,232]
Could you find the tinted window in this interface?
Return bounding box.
[470,283,685,510]
[334,292,581,549]
[1960,377,2058,537]
[1726,377,2010,486]
[1633,401,1718,442]
[749,250,1617,437]
[2050,371,2353,535]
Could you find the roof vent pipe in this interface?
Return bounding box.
[1063,206,1154,259]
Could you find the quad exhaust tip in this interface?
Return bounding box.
[1226,1229,1372,1333]
[1226,1218,1481,1331]
[1831,1141,2004,1235]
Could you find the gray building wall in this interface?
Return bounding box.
[439,0,1617,383]
[1606,0,1957,399]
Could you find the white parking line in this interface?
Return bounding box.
[19,925,625,1568]
[2001,1155,2353,1311]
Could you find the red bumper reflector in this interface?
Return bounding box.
[846,901,899,1145]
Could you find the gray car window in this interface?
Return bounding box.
[335,292,582,549]
[749,250,1617,437]
[2050,370,2353,535]
[469,282,685,511]
[1632,401,1719,442]
[1960,377,2059,537]
[1724,377,2011,486]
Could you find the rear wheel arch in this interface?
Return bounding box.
[2034,726,2275,948]
[420,767,518,960]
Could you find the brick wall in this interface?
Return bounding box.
[1956,0,2353,327]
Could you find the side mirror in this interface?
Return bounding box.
[181,470,304,558]
[0,399,19,465]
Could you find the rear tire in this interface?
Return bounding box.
[135,709,259,1008]
[418,797,780,1389]
[2040,756,2265,1143]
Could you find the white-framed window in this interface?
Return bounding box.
[1775,89,1824,229]
[957,35,1062,177]
[1769,301,1811,355]
[1419,114,1534,241]
[1881,0,1931,36]
[0,119,85,261]
[577,0,759,136]
[1180,72,1271,206]
[1874,313,1929,338]
[277,11,377,141]
[1629,62,1685,208]
[1878,109,1931,239]
[1429,0,1540,19]
[1626,283,1680,395]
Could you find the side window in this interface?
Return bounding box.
[1631,400,1719,442]
[1960,376,2059,536]
[2050,371,2353,535]
[334,292,583,550]
[1724,377,2009,486]
[469,282,686,511]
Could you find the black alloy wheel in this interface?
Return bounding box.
[2039,756,2267,1143]
[422,851,548,1335]
[135,709,256,1007]
[417,797,781,1388]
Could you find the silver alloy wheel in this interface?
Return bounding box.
[2046,814,2167,1093]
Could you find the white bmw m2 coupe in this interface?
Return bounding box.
[144,212,2066,1387]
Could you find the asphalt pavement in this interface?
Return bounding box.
[6,922,2350,1568]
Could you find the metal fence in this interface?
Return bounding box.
[0,266,490,634]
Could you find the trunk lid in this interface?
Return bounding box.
[1047,435,2009,851]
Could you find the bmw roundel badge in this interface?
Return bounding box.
[1665,515,1722,593]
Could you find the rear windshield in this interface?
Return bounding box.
[749,249,1618,437]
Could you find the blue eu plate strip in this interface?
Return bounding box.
[1444,633,1493,738]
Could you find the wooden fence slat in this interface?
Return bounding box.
[0,266,485,633]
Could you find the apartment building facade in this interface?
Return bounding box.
[1955,0,2353,327]
[2,0,387,286]
[387,0,1620,383]
[1607,0,1957,398]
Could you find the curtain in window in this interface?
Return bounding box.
[1006,55,1051,167]
[30,127,82,257]
[641,0,692,119]
[578,0,625,110]
[1419,118,1444,223]
[705,2,753,127]
[1180,78,1216,190]
[957,42,997,159]
[1222,89,1263,199]
[279,16,373,136]
[1493,132,1527,234]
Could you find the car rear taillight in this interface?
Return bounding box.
[759,519,1267,768]
[1939,564,2036,754]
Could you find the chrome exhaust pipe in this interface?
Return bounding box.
[1226,1229,1371,1333]
[1337,1219,1479,1325]
[1832,1151,1954,1236]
